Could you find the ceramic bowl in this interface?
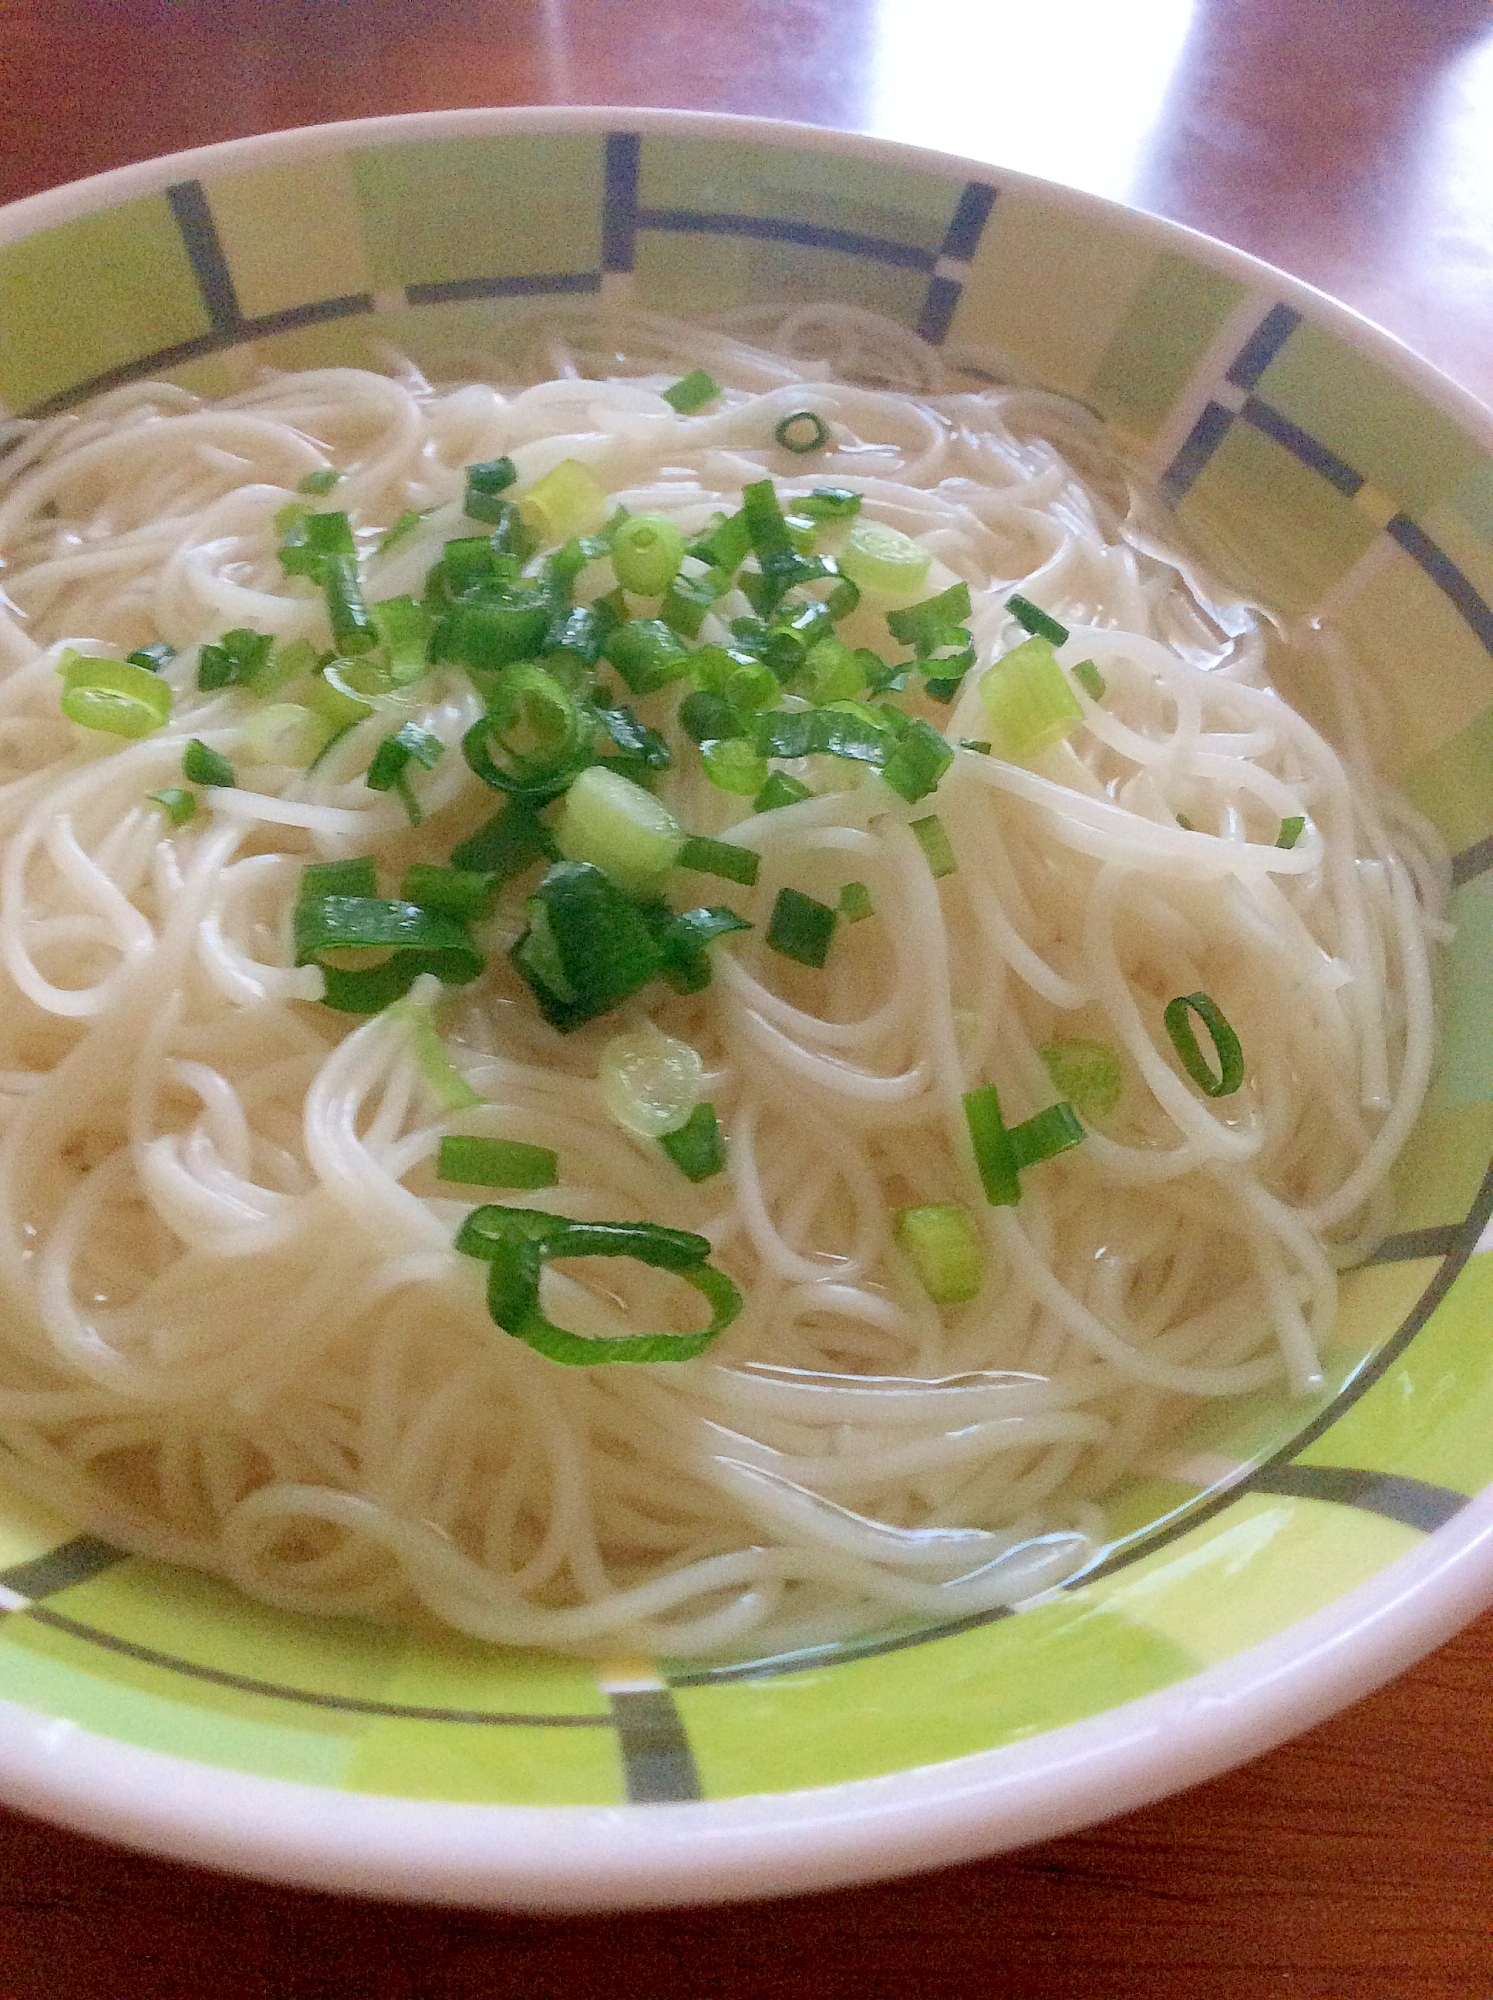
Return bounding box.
[0,107,1489,1910]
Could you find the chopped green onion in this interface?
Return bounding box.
[599,1024,703,1138]
[604,617,693,695]
[321,553,378,656]
[1041,1038,1123,1122]
[611,514,686,596]
[1277,815,1306,850]
[895,1203,984,1305]
[366,722,444,825]
[449,800,556,880]
[463,665,585,799]
[1163,992,1245,1097]
[432,596,552,675]
[661,370,720,415]
[660,567,725,639]
[963,1085,1020,1206]
[241,702,335,768]
[910,814,957,878]
[126,641,175,674]
[437,1135,558,1189]
[799,636,867,705]
[702,737,770,797]
[247,636,316,699]
[1006,593,1069,646]
[183,738,235,788]
[294,888,484,1014]
[278,508,354,578]
[678,689,742,746]
[302,856,377,898]
[376,509,431,556]
[690,646,780,714]
[399,862,498,922]
[881,717,953,804]
[838,880,873,922]
[753,704,892,766]
[520,458,608,544]
[678,834,759,886]
[978,635,1083,760]
[509,862,668,1030]
[369,596,433,684]
[454,1205,742,1365]
[958,738,992,755]
[555,764,683,897]
[463,458,518,523]
[766,886,837,968]
[1009,1102,1085,1169]
[658,1102,727,1182]
[592,704,671,777]
[1072,659,1106,702]
[887,582,973,657]
[298,467,341,496]
[837,520,931,597]
[797,487,861,522]
[197,628,280,693]
[688,508,752,572]
[754,770,814,813]
[302,665,374,733]
[57,652,172,738]
[386,997,481,1111]
[147,787,196,827]
[774,411,831,454]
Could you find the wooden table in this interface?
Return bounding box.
[1,2,1491,1992]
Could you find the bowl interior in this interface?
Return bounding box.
[0,110,1489,1829]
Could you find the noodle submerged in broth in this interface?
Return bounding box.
[0,305,1444,1659]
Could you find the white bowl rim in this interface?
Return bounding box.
[0,104,1490,1908]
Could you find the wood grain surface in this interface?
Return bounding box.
[0,1,1490,1991]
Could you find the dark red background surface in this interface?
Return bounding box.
[0,1,1491,1992]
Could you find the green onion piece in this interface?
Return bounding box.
[1009,1102,1085,1169]
[509,862,666,1030]
[646,903,750,996]
[1163,992,1245,1098]
[978,635,1083,760]
[958,738,992,755]
[520,459,608,544]
[57,652,173,738]
[369,596,433,684]
[910,814,957,878]
[661,370,721,415]
[660,568,724,639]
[963,1084,1020,1206]
[246,636,316,699]
[449,801,557,880]
[182,738,235,787]
[752,704,891,766]
[1176,813,1195,832]
[278,508,355,578]
[691,646,779,714]
[599,1024,703,1137]
[774,411,831,454]
[766,886,837,968]
[679,689,743,747]
[298,467,341,496]
[432,597,552,675]
[454,1205,742,1365]
[754,770,813,813]
[466,665,585,798]
[197,627,274,693]
[386,998,481,1111]
[881,717,953,803]
[839,880,873,922]
[895,1203,984,1305]
[302,665,374,733]
[321,553,378,656]
[658,1102,727,1183]
[702,737,770,797]
[147,787,196,827]
[591,703,672,776]
[604,617,693,695]
[399,862,498,922]
[545,600,618,666]
[611,514,686,596]
[241,702,335,768]
[463,458,518,523]
[677,834,760,887]
[437,1135,558,1190]
[294,890,484,1014]
[376,509,431,556]
[798,487,862,522]
[886,582,973,657]
[302,856,378,898]
[1072,659,1106,702]
[800,636,867,704]
[838,520,931,596]
[1277,815,1306,850]
[555,764,683,897]
[688,508,752,573]
[1041,1038,1123,1122]
[1006,592,1069,647]
[126,641,175,674]
[366,723,444,826]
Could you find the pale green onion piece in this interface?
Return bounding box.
[895,1203,984,1305]
[838,881,873,922]
[1072,659,1106,702]
[910,814,956,878]
[978,635,1083,761]
[519,458,609,544]
[387,993,481,1111]
[836,520,931,597]
[611,513,686,596]
[598,1023,703,1138]
[147,787,196,827]
[303,666,375,730]
[1040,1038,1123,1122]
[1277,815,1306,850]
[241,702,336,767]
[554,763,683,896]
[57,651,172,739]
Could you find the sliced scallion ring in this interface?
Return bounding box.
[57,653,172,739]
[1163,992,1245,1097]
